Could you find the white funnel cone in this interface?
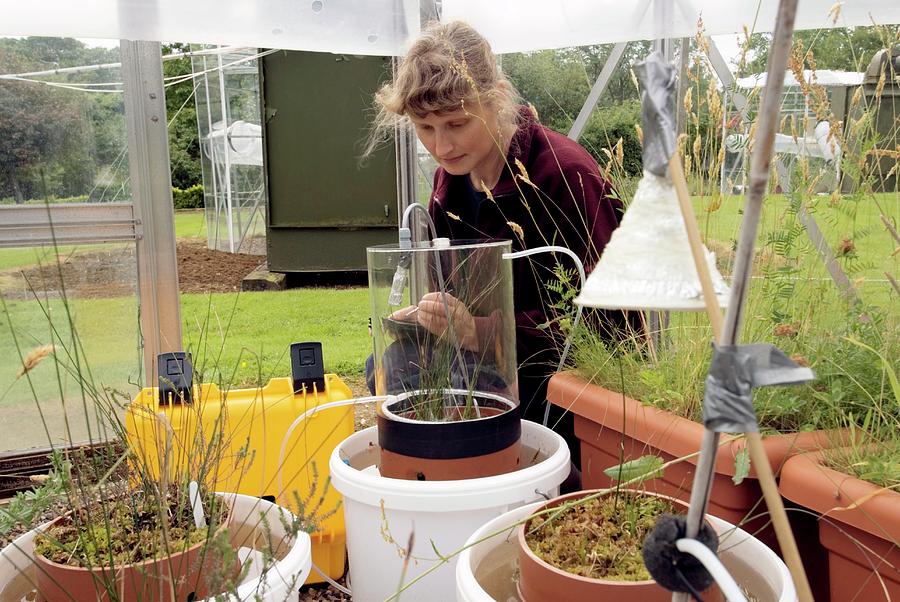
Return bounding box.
[575,171,731,310]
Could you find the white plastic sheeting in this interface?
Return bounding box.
[446,0,900,53]
[2,0,419,56]
[3,0,900,55]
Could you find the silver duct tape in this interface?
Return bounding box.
[703,343,816,433]
[634,52,678,177]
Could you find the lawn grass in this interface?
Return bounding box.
[694,192,898,307]
[174,209,207,239]
[1,288,369,406]
[180,288,371,385]
[0,287,370,450]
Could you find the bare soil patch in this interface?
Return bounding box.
[0,239,264,300]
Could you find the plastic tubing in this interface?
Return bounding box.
[276,395,388,598]
[310,562,353,596]
[675,538,747,602]
[399,202,473,394]
[400,202,438,240]
[502,246,586,427]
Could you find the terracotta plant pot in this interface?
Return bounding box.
[376,389,521,480]
[33,512,231,602]
[547,371,840,600]
[516,489,708,602]
[548,372,839,531]
[780,449,900,601]
[1,493,312,602]
[32,493,234,602]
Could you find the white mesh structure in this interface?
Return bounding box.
[575,171,731,311]
[193,47,266,254]
[2,1,899,54]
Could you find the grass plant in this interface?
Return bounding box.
[555,24,900,442]
[823,332,900,489]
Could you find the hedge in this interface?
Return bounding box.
[172,185,204,209]
[578,100,644,177]
[1,185,204,209]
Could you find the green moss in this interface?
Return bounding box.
[525,492,673,581]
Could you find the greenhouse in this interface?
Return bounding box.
[0,1,898,601]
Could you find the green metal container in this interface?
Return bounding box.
[843,46,900,193]
[261,51,398,272]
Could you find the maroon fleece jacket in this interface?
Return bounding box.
[427,109,625,401]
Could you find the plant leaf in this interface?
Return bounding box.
[843,336,900,410]
[604,455,664,483]
[733,447,751,485]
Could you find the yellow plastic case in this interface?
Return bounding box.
[125,373,354,585]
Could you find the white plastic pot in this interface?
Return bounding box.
[456,503,799,602]
[330,421,570,601]
[0,493,311,602]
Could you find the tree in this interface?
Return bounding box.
[0,38,123,203]
[162,43,202,189]
[741,26,899,75]
[503,42,650,134]
[0,37,203,203]
[0,44,83,202]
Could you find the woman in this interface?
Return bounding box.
[370,21,631,468]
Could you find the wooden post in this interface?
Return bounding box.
[670,1,814,599]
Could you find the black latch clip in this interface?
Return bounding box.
[158,351,193,405]
[290,342,325,393]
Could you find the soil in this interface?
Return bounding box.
[0,238,265,300]
[175,239,266,294]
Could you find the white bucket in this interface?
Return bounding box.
[456,503,799,602]
[330,421,570,601]
[0,493,311,602]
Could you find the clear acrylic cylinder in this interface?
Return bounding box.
[367,239,518,412]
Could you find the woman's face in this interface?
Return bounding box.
[409,102,503,179]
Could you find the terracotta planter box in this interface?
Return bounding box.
[780,449,900,601]
[548,371,840,598]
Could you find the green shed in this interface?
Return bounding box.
[260,51,398,272]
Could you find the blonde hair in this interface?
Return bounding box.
[366,21,521,155]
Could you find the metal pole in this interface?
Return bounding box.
[217,51,235,253]
[677,1,814,601]
[396,1,437,304]
[568,42,628,142]
[199,53,220,250]
[121,40,182,383]
[676,37,690,137]
[705,38,750,116]
[796,206,860,303]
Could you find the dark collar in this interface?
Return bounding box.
[491,107,539,197]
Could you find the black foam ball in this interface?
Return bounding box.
[643,513,720,593]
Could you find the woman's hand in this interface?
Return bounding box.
[389,305,419,322]
[416,292,479,351]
